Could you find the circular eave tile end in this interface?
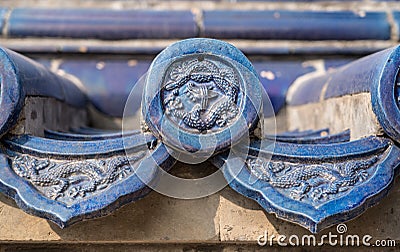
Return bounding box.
[142,39,262,156]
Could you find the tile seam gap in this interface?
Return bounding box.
[2,8,12,38]
[192,8,204,37]
[387,10,399,41]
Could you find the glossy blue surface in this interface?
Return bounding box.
[274,128,329,138]
[1,48,87,107]
[266,129,350,144]
[7,42,390,57]
[50,56,352,117]
[59,59,150,117]
[143,38,262,155]
[8,9,197,39]
[0,8,7,32]
[3,133,154,158]
[0,39,398,234]
[253,61,316,112]
[211,135,400,233]
[0,133,175,227]
[0,48,87,137]
[288,47,395,105]
[150,38,258,77]
[4,8,391,41]
[287,45,400,144]
[204,11,390,40]
[44,129,139,141]
[371,46,400,143]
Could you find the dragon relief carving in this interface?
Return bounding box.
[246,155,379,203]
[11,151,146,204]
[162,58,240,132]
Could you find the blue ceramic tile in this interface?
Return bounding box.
[0,48,86,107]
[323,58,354,69]
[0,133,176,227]
[267,129,351,144]
[5,48,87,108]
[142,38,262,156]
[58,59,314,117]
[253,61,315,112]
[212,136,400,233]
[0,48,87,137]
[286,58,364,106]
[256,59,352,108]
[1,37,400,233]
[204,10,390,40]
[393,12,400,39]
[8,8,197,39]
[6,43,388,57]
[321,47,394,100]
[59,59,151,117]
[286,45,400,143]
[287,74,330,106]
[56,57,354,117]
[241,45,389,56]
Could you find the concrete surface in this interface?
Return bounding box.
[10,97,87,136]
[286,93,383,140]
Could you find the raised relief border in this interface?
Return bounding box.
[162,57,240,132]
[211,132,400,233]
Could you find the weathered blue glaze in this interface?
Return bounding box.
[149,38,258,78]
[3,48,87,107]
[58,59,151,117]
[8,9,197,40]
[288,47,394,105]
[7,9,389,41]
[0,8,7,32]
[6,42,387,57]
[44,129,139,141]
[0,38,398,233]
[267,129,350,144]
[0,133,175,228]
[251,135,388,160]
[0,48,24,138]
[52,57,351,118]
[2,133,155,158]
[203,11,390,40]
[371,46,400,143]
[142,38,262,156]
[253,61,316,112]
[0,48,87,137]
[288,74,330,105]
[287,45,400,143]
[274,128,329,138]
[211,136,400,233]
[286,58,354,105]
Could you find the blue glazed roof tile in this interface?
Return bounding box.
[393,12,400,40]
[8,8,198,39]
[4,8,392,41]
[0,8,7,33]
[203,10,390,40]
